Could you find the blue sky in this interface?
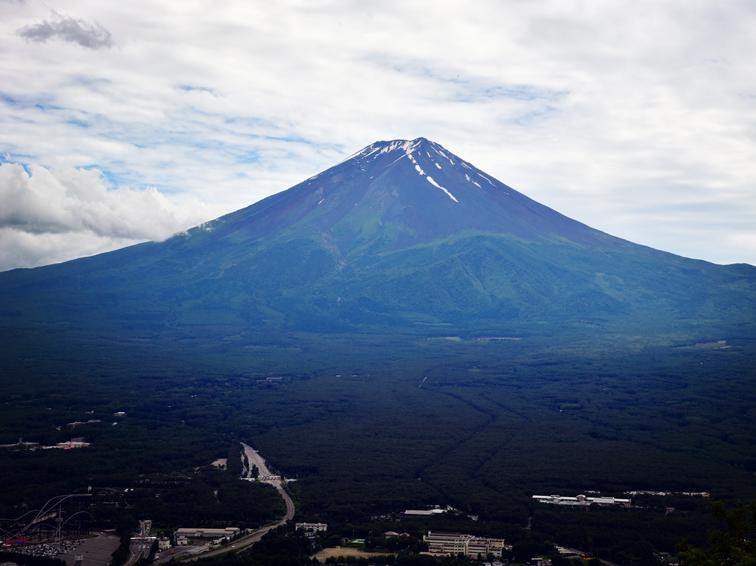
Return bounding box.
[1,0,756,269]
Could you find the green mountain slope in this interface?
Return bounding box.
[1,138,754,338]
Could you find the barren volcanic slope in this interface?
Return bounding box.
[1,137,754,337]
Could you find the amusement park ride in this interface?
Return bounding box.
[1,492,93,547]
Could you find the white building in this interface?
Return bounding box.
[174,527,240,543]
[295,523,327,537]
[403,505,453,517]
[532,494,631,507]
[404,509,446,516]
[424,531,507,558]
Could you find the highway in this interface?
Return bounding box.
[241,442,275,478]
[124,537,151,566]
[182,443,295,561]
[240,442,296,525]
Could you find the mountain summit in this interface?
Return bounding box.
[1,138,754,337]
[200,137,608,252]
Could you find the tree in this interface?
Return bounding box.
[679,501,756,565]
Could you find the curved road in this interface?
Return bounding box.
[185,443,295,561]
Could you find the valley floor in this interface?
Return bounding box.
[1,329,754,565]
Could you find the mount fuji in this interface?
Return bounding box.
[1,138,754,337]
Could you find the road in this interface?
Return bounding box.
[182,443,295,561]
[241,442,275,478]
[124,537,151,566]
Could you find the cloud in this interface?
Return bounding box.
[1,0,756,267]
[17,12,112,49]
[0,163,216,271]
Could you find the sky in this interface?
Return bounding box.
[1,0,755,270]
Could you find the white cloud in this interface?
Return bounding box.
[0,163,216,270]
[0,0,755,267]
[0,227,134,273]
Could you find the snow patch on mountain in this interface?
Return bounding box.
[426,176,459,203]
[477,172,495,187]
[434,146,454,165]
[403,144,459,203]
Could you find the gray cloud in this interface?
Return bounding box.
[17,12,112,49]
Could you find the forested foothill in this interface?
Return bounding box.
[1,323,754,565]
